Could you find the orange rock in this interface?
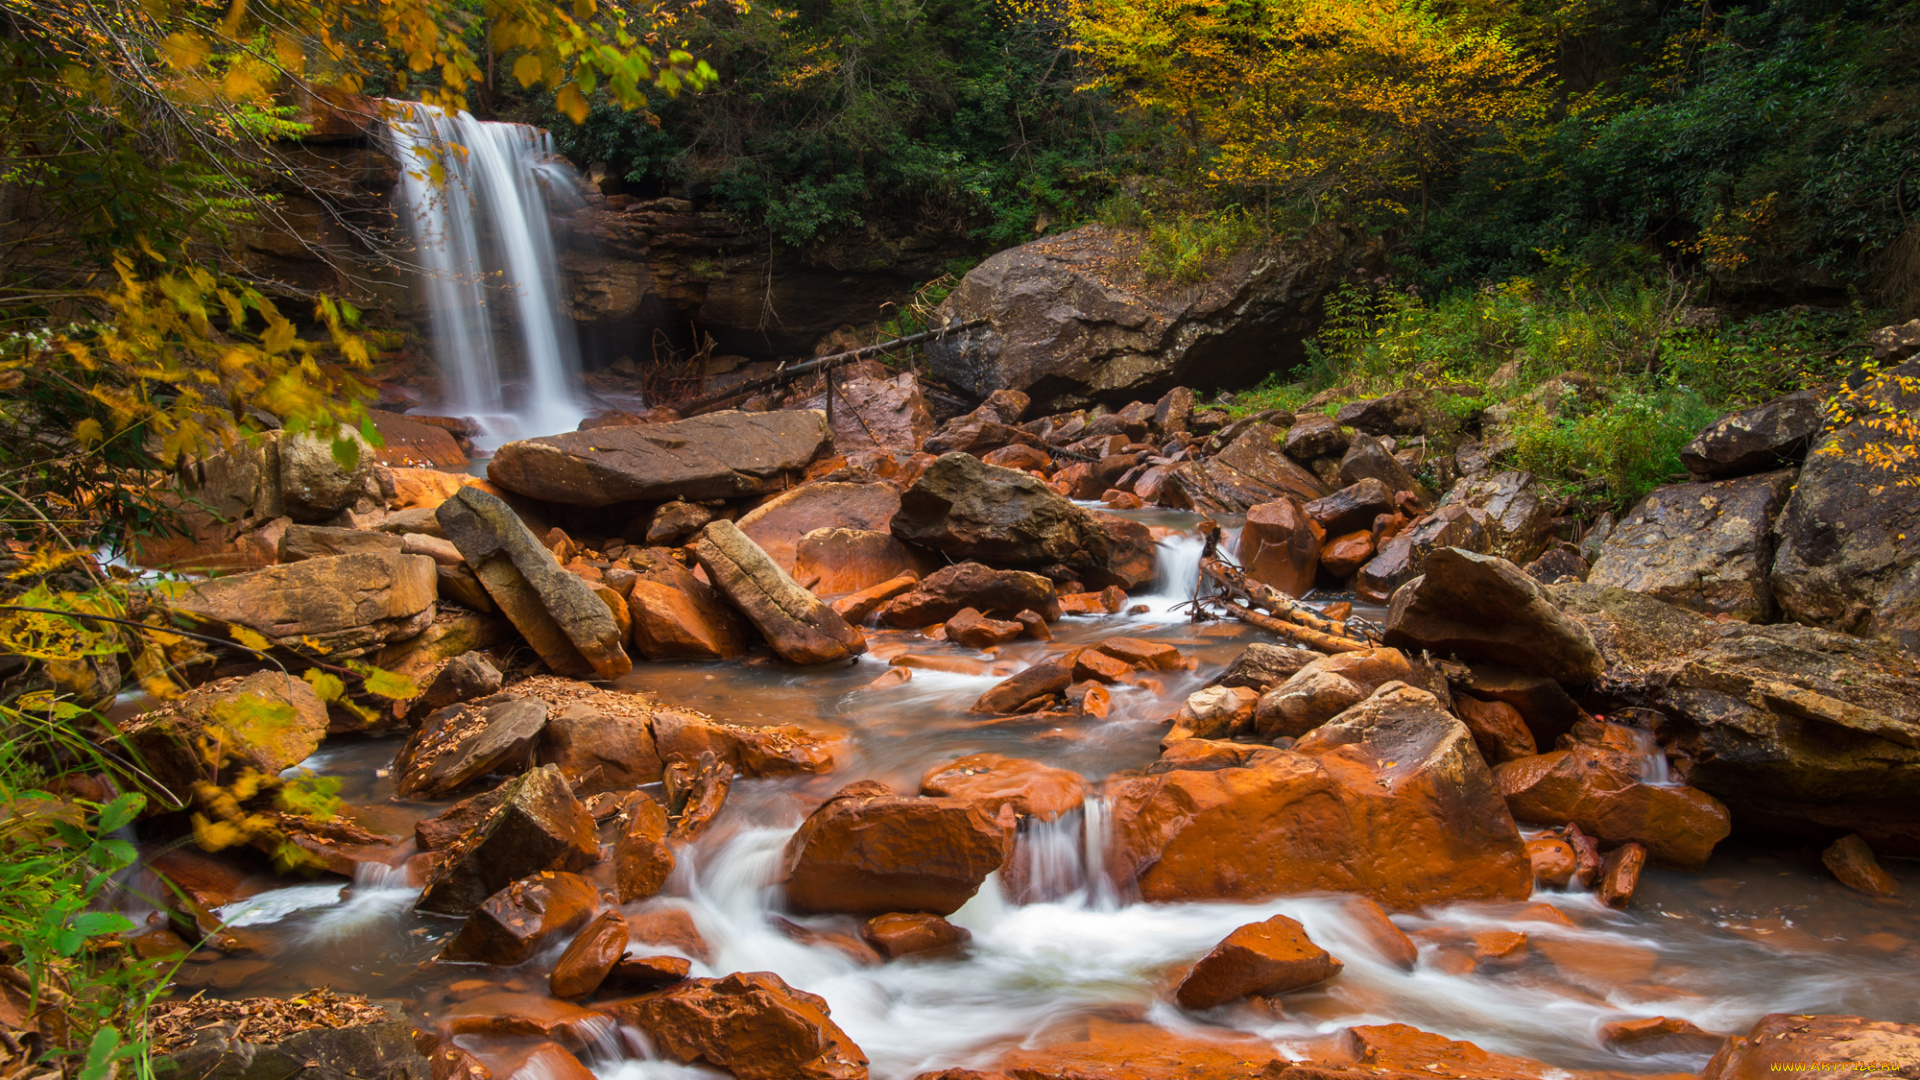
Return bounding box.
[649,707,841,777]
[549,909,630,999]
[1320,529,1376,578]
[737,481,902,572]
[440,872,600,965]
[1164,685,1260,744]
[1101,490,1146,510]
[782,783,1014,916]
[601,971,868,1080]
[831,572,922,624]
[982,444,1053,471]
[1057,586,1126,615]
[1236,497,1324,598]
[892,653,997,676]
[1821,834,1899,897]
[1702,1013,1920,1080]
[1453,694,1537,763]
[1494,748,1730,869]
[1525,837,1578,888]
[1174,914,1342,1010]
[862,912,972,960]
[626,906,713,963]
[613,794,675,903]
[861,667,913,691]
[794,529,929,597]
[1071,649,1133,683]
[1344,1022,1582,1080]
[1253,647,1414,739]
[877,563,1061,626]
[448,993,602,1044]
[1601,1016,1725,1056]
[989,1018,1289,1080]
[1333,895,1419,970]
[945,608,1025,650]
[972,650,1083,714]
[1093,636,1186,671]
[1470,929,1527,963]
[603,954,692,993]
[1073,681,1112,718]
[626,572,750,660]
[919,752,1089,822]
[388,467,469,510]
[485,1041,594,1080]
[1599,841,1646,907]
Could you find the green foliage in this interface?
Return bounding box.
[1505,386,1723,505]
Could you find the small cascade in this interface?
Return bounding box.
[1623,725,1679,786]
[1123,530,1208,620]
[1005,798,1118,908]
[387,103,590,447]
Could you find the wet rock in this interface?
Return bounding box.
[664,751,733,841]
[486,1043,591,1080]
[878,563,1060,626]
[1822,834,1899,897]
[539,702,663,795]
[1600,1016,1727,1057]
[971,650,1081,714]
[648,707,841,777]
[738,482,902,572]
[120,671,328,800]
[1770,360,1920,648]
[487,409,831,507]
[1587,469,1795,621]
[548,909,629,998]
[794,529,929,596]
[1072,649,1133,683]
[1057,586,1126,615]
[603,954,692,993]
[1525,837,1577,887]
[172,551,437,657]
[1338,434,1419,497]
[1597,841,1645,906]
[417,765,600,916]
[1449,662,1585,749]
[1174,914,1342,1010]
[439,871,599,965]
[920,753,1088,821]
[645,501,712,544]
[1212,643,1321,693]
[1109,683,1531,910]
[613,793,675,902]
[1384,548,1603,684]
[1167,685,1260,743]
[627,906,713,963]
[436,488,631,679]
[279,524,404,562]
[624,554,749,661]
[393,695,548,800]
[945,608,1025,649]
[1305,478,1394,536]
[925,222,1377,411]
[1285,414,1352,460]
[892,453,1154,589]
[1494,746,1731,868]
[832,573,922,624]
[1236,498,1324,598]
[387,467,468,511]
[689,519,867,665]
[410,652,504,718]
[1353,504,1491,603]
[1703,1013,1920,1080]
[1212,423,1329,505]
[1253,648,1415,739]
[1681,389,1823,479]
[782,783,1014,916]
[1442,470,1554,565]
[806,372,936,452]
[862,913,971,960]
[152,998,430,1080]
[1452,694,1537,763]
[604,971,867,1080]
[981,443,1054,471]
[446,993,602,1044]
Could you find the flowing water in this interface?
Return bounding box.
[178,517,1920,1079]
[387,104,590,447]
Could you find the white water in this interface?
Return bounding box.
[388,103,590,447]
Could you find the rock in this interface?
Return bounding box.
[794,529,929,596]
[1384,548,1603,684]
[279,430,375,522]
[1285,414,1351,460]
[1703,1014,1920,1080]
[440,871,599,965]
[1558,583,1920,852]
[172,551,437,656]
[648,707,841,777]
[417,765,600,916]
[376,610,513,688]
[603,954,692,994]
[1681,389,1823,479]
[689,519,866,665]
[367,411,468,469]
[924,222,1377,411]
[972,650,1080,714]
[602,971,868,1080]
[1452,695,1537,763]
[1821,834,1899,897]
[1450,662,1585,749]
[782,783,1014,916]
[539,702,662,795]
[805,372,936,452]
[1212,643,1321,693]
[387,467,469,510]
[892,453,1154,589]
[861,913,971,960]
[981,443,1053,471]
[1109,683,1531,909]
[646,501,713,544]
[1253,648,1415,739]
[119,672,328,805]
[1493,746,1731,868]
[1167,685,1260,743]
[394,695,550,799]
[1211,423,1330,504]
[486,410,832,507]
[279,524,405,562]
[877,562,1060,626]
[1338,434,1419,497]
[1598,1016,1724,1058]
[1525,837,1577,887]
[487,1044,592,1080]
[436,488,631,680]
[1597,841,1646,906]
[613,794,676,902]
[152,998,431,1080]
[627,906,713,963]
[624,555,750,661]
[1522,542,1589,585]
[1304,478,1394,536]
[1336,389,1432,437]
[945,608,1024,649]
[920,753,1088,821]
[410,652,503,718]
[1588,469,1795,621]
[1236,498,1324,598]
[548,909,629,998]
[831,573,922,624]
[1174,914,1342,1010]
[1154,387,1195,435]
[738,482,902,572]
[1770,360,1920,648]
[1353,504,1490,602]
[1442,470,1553,564]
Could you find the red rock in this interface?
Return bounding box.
[1015,610,1051,640]
[601,971,868,1080]
[876,562,1061,625]
[613,794,675,903]
[1101,490,1146,510]
[1236,497,1324,598]
[782,783,1014,916]
[1525,837,1577,888]
[861,667,913,692]
[972,650,1082,714]
[988,1018,1287,1080]
[1334,895,1419,971]
[626,567,750,661]
[1452,694,1537,763]
[1598,841,1646,907]
[648,707,841,778]
[440,871,600,965]
[982,444,1052,471]
[1822,834,1899,897]
[417,765,600,916]
[539,703,662,795]
[831,572,921,624]
[603,954,692,993]
[1493,747,1730,869]
[795,529,929,596]
[448,993,602,1045]
[737,481,902,572]
[1601,1016,1725,1056]
[549,909,630,999]
[862,912,972,960]
[627,907,713,963]
[1253,647,1414,739]
[1470,929,1528,963]
[1057,586,1125,615]
[770,915,883,965]
[919,753,1089,821]
[1093,636,1186,671]
[1071,649,1133,683]
[1174,914,1342,1010]
[945,608,1025,649]
[1343,1022,1594,1080]
[487,1042,593,1080]
[1075,682,1111,718]
[1702,1013,1920,1080]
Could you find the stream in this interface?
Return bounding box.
[156,511,1920,1080]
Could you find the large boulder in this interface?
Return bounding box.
[119,672,329,804]
[171,551,437,656]
[278,429,375,522]
[782,782,1014,916]
[1235,498,1323,598]
[436,487,631,680]
[738,482,902,573]
[1384,548,1603,684]
[1493,744,1731,869]
[800,371,936,453]
[439,871,599,965]
[923,222,1376,411]
[688,520,866,665]
[1107,683,1532,910]
[1770,360,1920,649]
[1558,583,1920,853]
[1702,1014,1920,1080]
[793,528,929,597]
[1442,470,1554,565]
[1336,389,1434,437]
[1353,504,1490,603]
[623,549,750,660]
[1587,469,1795,621]
[1210,423,1329,504]
[486,409,832,507]
[918,752,1089,822]
[602,972,868,1080]
[1681,389,1823,479]
[416,765,599,916]
[891,453,1154,588]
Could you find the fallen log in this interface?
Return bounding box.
[679,318,989,417]
[1216,599,1373,654]
[1200,556,1368,641]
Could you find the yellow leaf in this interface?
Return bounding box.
[557,82,589,124]
[74,418,104,445]
[162,31,211,71]
[229,624,274,653]
[513,53,544,87]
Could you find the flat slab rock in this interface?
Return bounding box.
[486,409,832,507]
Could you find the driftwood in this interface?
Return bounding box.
[1216,599,1374,654]
[679,318,989,417]
[1195,553,1375,653]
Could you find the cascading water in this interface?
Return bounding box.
[387,103,590,447]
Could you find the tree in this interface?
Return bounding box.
[1067,0,1545,223]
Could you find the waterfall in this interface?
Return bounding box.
[387,103,590,448]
